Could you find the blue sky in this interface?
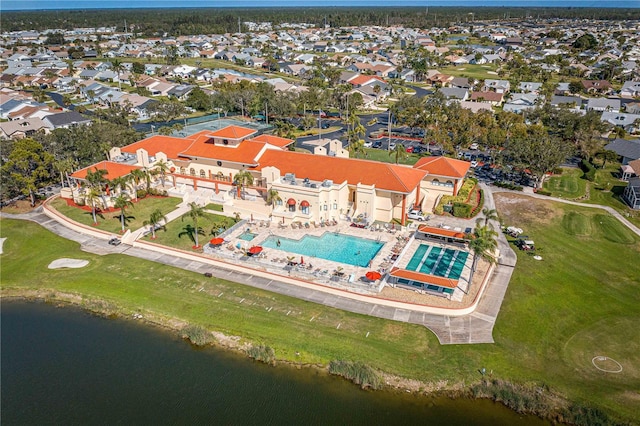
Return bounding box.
[3,0,638,10]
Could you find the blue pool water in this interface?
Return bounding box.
[238,231,257,241]
[262,233,384,267]
[406,244,469,280]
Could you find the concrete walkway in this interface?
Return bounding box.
[1,205,510,345]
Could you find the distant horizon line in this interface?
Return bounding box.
[4,2,639,12]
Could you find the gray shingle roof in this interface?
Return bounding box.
[604,138,640,161]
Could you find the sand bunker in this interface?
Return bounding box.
[48,258,89,269]
[0,237,6,254]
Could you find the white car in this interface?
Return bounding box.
[470,160,478,168]
[407,210,428,221]
[469,143,479,150]
[363,140,373,148]
[388,142,396,150]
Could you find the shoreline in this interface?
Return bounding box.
[1,290,582,425]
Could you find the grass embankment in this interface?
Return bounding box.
[542,165,640,228]
[543,168,588,199]
[1,194,639,422]
[147,211,238,250]
[50,196,181,234]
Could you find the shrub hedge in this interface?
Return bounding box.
[328,360,382,390]
[580,159,596,181]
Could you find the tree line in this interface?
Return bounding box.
[5,7,639,34]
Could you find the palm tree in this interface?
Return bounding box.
[153,159,171,188]
[468,224,499,284]
[129,168,146,200]
[389,143,406,164]
[233,170,254,200]
[85,167,109,208]
[110,176,130,195]
[183,202,205,248]
[85,186,102,225]
[112,193,133,232]
[111,59,123,90]
[144,208,167,239]
[265,188,281,211]
[476,207,499,228]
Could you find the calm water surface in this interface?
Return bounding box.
[1,301,548,425]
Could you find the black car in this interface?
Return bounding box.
[108,237,121,246]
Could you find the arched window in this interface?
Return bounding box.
[179,167,186,174]
[432,178,440,184]
[190,168,196,176]
[446,180,454,187]
[200,169,206,178]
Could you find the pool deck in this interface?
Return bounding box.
[213,218,410,295]
[5,187,516,344]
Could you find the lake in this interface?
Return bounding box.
[1,301,548,425]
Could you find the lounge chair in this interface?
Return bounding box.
[304,222,310,229]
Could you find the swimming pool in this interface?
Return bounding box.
[262,232,384,267]
[405,244,469,280]
[238,231,257,241]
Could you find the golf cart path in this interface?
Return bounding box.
[1,203,513,346]
[491,188,640,238]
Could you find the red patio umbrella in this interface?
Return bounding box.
[300,256,304,264]
[248,246,263,255]
[210,237,224,245]
[365,271,382,281]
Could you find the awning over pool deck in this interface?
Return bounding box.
[416,225,470,244]
[389,267,459,289]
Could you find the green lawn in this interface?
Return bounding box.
[2,194,640,422]
[543,168,587,199]
[147,211,238,250]
[50,196,181,234]
[362,147,421,166]
[439,64,500,80]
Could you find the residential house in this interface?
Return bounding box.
[503,93,541,114]
[482,79,510,93]
[604,138,640,165]
[518,82,543,93]
[459,101,494,114]
[470,91,504,107]
[551,95,584,109]
[438,87,469,101]
[43,111,91,129]
[601,112,640,133]
[582,80,614,95]
[0,118,50,139]
[621,81,640,98]
[586,98,621,113]
[623,177,640,210]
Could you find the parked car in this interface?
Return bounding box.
[407,209,429,221]
[469,143,479,150]
[389,142,396,150]
[363,140,373,148]
[372,141,382,149]
[405,146,414,153]
[470,160,478,168]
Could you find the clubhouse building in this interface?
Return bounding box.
[68,125,470,225]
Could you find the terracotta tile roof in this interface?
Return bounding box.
[348,75,386,86]
[71,161,141,180]
[417,225,469,240]
[121,135,193,159]
[389,267,459,289]
[253,150,426,193]
[180,139,267,165]
[413,156,470,179]
[207,125,257,140]
[249,134,294,148]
